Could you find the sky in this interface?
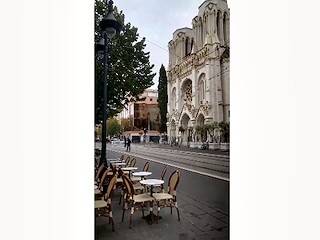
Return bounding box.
[114,0,206,89]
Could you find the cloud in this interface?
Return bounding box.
[113,0,205,89]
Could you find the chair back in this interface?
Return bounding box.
[129,158,136,167]
[104,174,117,200]
[98,169,112,190]
[160,165,167,180]
[168,170,180,195]
[117,168,124,178]
[95,164,106,181]
[143,161,150,171]
[121,174,134,198]
[125,156,131,165]
[95,148,101,157]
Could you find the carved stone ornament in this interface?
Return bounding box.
[191,105,197,118]
[207,3,214,10]
[203,101,211,116]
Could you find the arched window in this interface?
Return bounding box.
[181,79,192,103]
[185,37,191,56]
[198,74,205,104]
[216,11,221,43]
[171,88,176,110]
[200,18,204,46]
[223,13,228,45]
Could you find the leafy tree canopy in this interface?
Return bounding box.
[107,118,122,137]
[95,0,155,123]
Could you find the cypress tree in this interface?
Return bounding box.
[157,64,168,133]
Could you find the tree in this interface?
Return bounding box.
[218,122,230,143]
[195,125,207,142]
[157,64,168,133]
[120,118,133,131]
[107,118,121,137]
[205,122,219,142]
[95,0,155,123]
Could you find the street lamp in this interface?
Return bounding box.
[96,0,122,167]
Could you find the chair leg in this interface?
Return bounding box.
[142,207,145,217]
[156,202,160,224]
[170,205,172,215]
[176,206,180,221]
[119,189,123,205]
[110,213,115,232]
[129,206,134,229]
[122,202,127,222]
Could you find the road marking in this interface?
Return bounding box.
[109,148,229,182]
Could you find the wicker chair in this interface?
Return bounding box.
[119,154,125,161]
[143,161,150,171]
[124,156,131,165]
[95,168,110,198]
[128,157,136,167]
[95,174,117,232]
[160,165,167,180]
[95,164,107,185]
[153,170,181,223]
[153,165,167,193]
[121,174,155,228]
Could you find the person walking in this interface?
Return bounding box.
[124,136,127,148]
[126,137,131,152]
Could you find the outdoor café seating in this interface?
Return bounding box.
[95,168,111,198]
[153,165,167,193]
[127,157,136,167]
[153,170,181,222]
[121,174,155,228]
[130,161,150,182]
[95,156,181,232]
[95,174,117,232]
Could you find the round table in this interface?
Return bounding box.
[121,167,138,179]
[132,171,152,180]
[113,162,126,167]
[140,179,164,196]
[139,179,165,224]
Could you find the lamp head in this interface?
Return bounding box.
[100,0,122,39]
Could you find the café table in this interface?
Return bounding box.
[139,179,165,224]
[121,167,138,179]
[113,162,126,168]
[109,160,123,164]
[132,171,152,180]
[140,179,164,197]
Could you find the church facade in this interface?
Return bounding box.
[166,0,230,148]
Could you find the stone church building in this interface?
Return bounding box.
[166,0,230,148]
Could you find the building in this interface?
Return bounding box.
[166,0,230,148]
[117,89,161,143]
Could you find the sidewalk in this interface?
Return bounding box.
[96,151,229,240]
[96,191,229,240]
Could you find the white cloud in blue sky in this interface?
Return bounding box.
[114,0,205,89]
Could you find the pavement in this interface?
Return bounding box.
[95,150,229,240]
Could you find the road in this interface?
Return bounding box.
[99,143,229,181]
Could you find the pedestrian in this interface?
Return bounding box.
[126,137,131,152]
[124,136,127,148]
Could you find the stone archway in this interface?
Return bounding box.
[196,113,206,142]
[180,113,192,144]
[170,119,177,144]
